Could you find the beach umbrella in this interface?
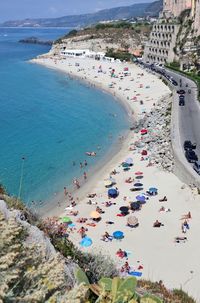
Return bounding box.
[127,216,138,226]
[136,195,146,202]
[119,206,129,213]
[149,187,158,193]
[130,202,141,211]
[122,162,130,168]
[141,129,148,135]
[90,211,101,219]
[135,171,143,176]
[80,236,93,247]
[104,180,113,187]
[135,175,143,180]
[125,158,133,165]
[108,188,118,198]
[134,183,143,187]
[113,231,124,239]
[68,223,76,228]
[141,150,148,156]
[60,216,72,223]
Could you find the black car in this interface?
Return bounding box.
[177,89,186,94]
[179,93,185,106]
[185,149,198,163]
[172,79,178,86]
[179,101,185,106]
[184,140,196,150]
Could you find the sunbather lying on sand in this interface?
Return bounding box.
[181,212,192,220]
[116,249,128,258]
[76,218,87,223]
[87,199,97,205]
[125,177,134,183]
[174,236,187,243]
[159,206,171,212]
[102,232,112,242]
[159,196,167,202]
[96,206,104,214]
[87,193,97,198]
[121,261,130,273]
[68,210,79,216]
[153,220,164,227]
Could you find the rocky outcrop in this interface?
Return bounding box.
[0,199,77,302]
[19,37,53,46]
[133,95,174,172]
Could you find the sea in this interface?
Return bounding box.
[0,27,130,208]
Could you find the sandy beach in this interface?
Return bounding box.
[33,55,200,301]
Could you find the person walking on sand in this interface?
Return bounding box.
[64,187,68,196]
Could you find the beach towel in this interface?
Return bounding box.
[128,271,142,277]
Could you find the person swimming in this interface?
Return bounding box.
[86,151,96,156]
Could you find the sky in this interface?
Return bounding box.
[0,0,154,22]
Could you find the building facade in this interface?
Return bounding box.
[143,0,200,64]
[143,22,179,63]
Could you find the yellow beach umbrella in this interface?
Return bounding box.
[90,211,101,219]
[104,180,112,187]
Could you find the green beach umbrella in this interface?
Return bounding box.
[60,216,72,223]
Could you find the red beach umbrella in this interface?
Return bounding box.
[135,171,143,176]
[141,150,148,156]
[141,129,148,135]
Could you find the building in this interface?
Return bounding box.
[143,0,200,64]
[143,22,179,63]
[60,48,105,59]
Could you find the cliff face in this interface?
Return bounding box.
[51,24,151,55]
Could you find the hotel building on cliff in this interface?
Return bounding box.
[143,0,200,64]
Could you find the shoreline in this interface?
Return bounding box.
[31,55,200,301]
[31,56,169,218]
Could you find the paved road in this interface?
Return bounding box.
[166,69,200,164]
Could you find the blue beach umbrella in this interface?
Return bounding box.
[80,237,93,247]
[108,188,118,198]
[68,223,76,228]
[130,202,141,211]
[149,187,158,193]
[134,183,143,187]
[125,158,133,165]
[122,162,130,168]
[136,195,146,202]
[113,231,124,239]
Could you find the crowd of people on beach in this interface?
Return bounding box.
[35,56,199,294]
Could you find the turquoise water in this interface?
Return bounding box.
[0,28,129,206]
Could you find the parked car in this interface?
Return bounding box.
[172,79,178,86]
[193,161,200,175]
[184,140,196,150]
[185,149,198,163]
[177,89,186,94]
[179,98,185,106]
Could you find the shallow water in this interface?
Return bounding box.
[0,28,129,206]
